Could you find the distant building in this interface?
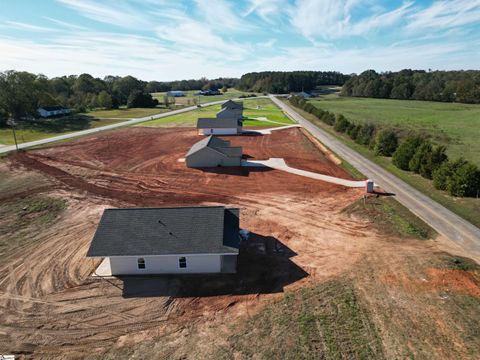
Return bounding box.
[167,90,185,97]
[198,89,221,96]
[186,135,242,167]
[37,106,71,118]
[86,206,241,275]
[296,91,312,99]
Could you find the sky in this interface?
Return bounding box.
[0,0,479,81]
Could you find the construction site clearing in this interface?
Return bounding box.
[1,125,479,359]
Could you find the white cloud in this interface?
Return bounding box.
[56,0,151,28]
[43,17,87,30]
[194,0,250,31]
[406,0,480,31]
[3,21,57,32]
[245,0,287,22]
[289,0,414,40]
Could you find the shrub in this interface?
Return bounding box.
[433,160,457,190]
[347,124,361,140]
[446,160,480,197]
[356,124,376,146]
[392,136,424,170]
[322,112,335,125]
[409,141,432,174]
[374,129,398,156]
[334,114,351,133]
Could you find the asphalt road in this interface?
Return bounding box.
[270,95,480,261]
[0,98,240,154]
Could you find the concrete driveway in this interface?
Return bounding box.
[241,157,368,188]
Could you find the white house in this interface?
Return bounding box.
[197,117,242,135]
[87,206,240,275]
[37,106,71,118]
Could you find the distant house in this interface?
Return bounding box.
[198,89,221,96]
[197,117,242,135]
[87,206,241,275]
[167,90,185,97]
[216,107,242,120]
[222,100,243,110]
[296,91,312,99]
[186,135,242,167]
[37,106,71,118]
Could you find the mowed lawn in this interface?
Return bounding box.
[0,118,126,146]
[309,96,480,166]
[138,98,295,128]
[82,107,169,119]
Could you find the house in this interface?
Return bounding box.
[197,117,242,135]
[216,107,243,120]
[167,90,185,97]
[37,106,71,118]
[186,135,242,167]
[222,100,243,110]
[86,206,241,275]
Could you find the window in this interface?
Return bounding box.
[137,258,146,269]
[179,257,187,268]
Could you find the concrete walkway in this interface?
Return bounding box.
[241,157,368,188]
[242,124,301,135]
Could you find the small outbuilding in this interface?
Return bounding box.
[197,117,242,135]
[37,106,71,118]
[87,206,241,275]
[186,135,242,168]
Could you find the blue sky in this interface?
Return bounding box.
[0,0,479,80]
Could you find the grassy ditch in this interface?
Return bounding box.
[222,279,385,359]
[343,196,436,240]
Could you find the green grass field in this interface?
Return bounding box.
[309,95,480,166]
[82,107,169,119]
[0,118,126,146]
[138,98,295,128]
[287,100,480,228]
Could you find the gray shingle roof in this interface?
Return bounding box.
[87,206,240,257]
[222,100,243,110]
[197,117,240,129]
[186,135,242,158]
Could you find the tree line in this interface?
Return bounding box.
[341,69,480,104]
[289,95,480,198]
[237,71,349,93]
[0,70,238,125]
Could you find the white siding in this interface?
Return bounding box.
[108,254,222,275]
[199,128,237,135]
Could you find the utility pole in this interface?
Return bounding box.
[7,118,19,151]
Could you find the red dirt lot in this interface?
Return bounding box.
[12,127,354,208]
[0,127,372,358]
[2,126,476,359]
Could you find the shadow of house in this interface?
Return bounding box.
[198,165,272,177]
[121,232,308,298]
